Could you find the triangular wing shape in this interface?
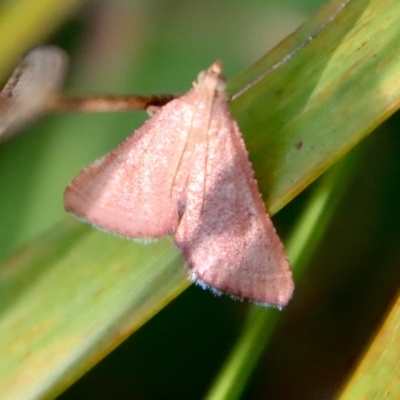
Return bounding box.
[64,94,201,238]
[175,94,293,308]
[64,61,293,307]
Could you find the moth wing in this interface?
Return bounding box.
[175,99,293,307]
[64,97,194,238]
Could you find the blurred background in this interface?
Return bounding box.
[1,0,400,398]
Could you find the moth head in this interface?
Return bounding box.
[195,61,226,94]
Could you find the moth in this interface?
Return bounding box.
[64,61,294,308]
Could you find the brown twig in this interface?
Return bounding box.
[51,94,177,113]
